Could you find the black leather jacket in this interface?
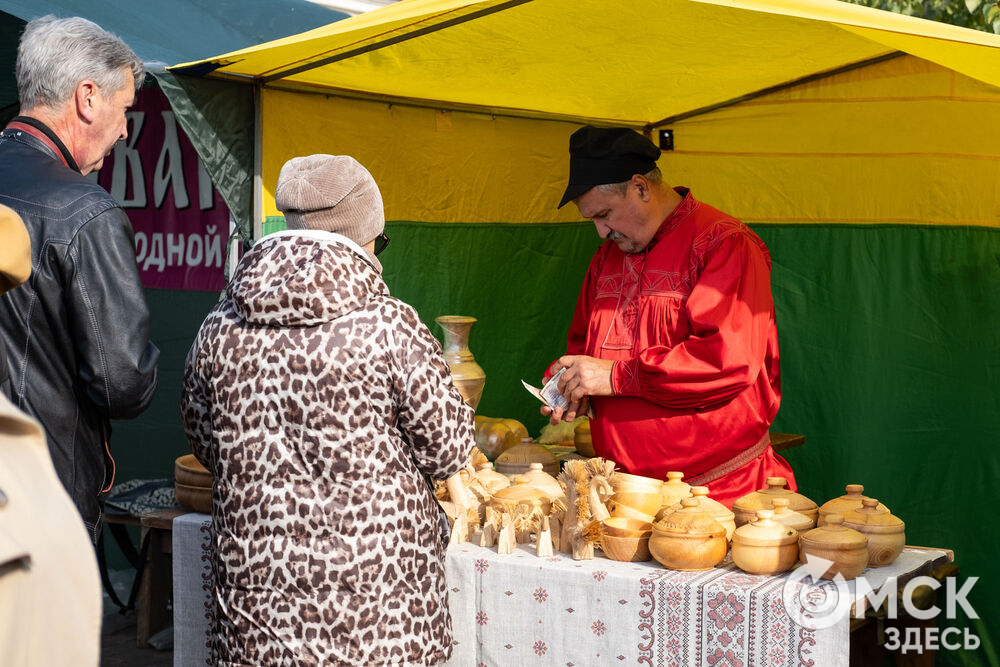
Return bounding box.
[0,127,159,540]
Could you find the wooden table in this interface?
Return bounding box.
[104,507,189,647]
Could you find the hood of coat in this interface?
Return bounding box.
[227,230,387,327]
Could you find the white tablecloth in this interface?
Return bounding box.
[173,514,947,667]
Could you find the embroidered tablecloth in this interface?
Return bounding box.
[172,514,948,667]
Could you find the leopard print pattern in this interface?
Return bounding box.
[182,232,474,666]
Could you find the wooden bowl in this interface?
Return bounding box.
[601,517,653,539]
[612,472,663,494]
[608,502,656,523]
[175,481,212,513]
[609,491,662,516]
[601,533,652,562]
[175,454,211,487]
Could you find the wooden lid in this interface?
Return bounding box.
[653,498,727,537]
[842,498,905,532]
[800,514,868,549]
[495,439,558,466]
[669,486,734,521]
[733,509,798,547]
[733,477,817,513]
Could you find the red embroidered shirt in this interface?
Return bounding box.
[563,188,795,506]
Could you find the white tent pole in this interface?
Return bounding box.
[252,83,263,242]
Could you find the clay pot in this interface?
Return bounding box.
[436,315,486,411]
[601,533,652,562]
[495,438,560,478]
[607,491,662,516]
[489,479,552,514]
[516,462,565,500]
[475,462,511,494]
[817,484,890,527]
[474,415,528,460]
[731,509,799,575]
[771,498,813,533]
[659,471,692,509]
[733,477,818,528]
[612,471,663,495]
[842,498,905,567]
[799,514,869,580]
[649,498,728,571]
[574,419,596,458]
[601,517,653,539]
[175,455,212,513]
[658,486,736,542]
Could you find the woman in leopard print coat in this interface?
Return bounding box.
[181,224,474,666]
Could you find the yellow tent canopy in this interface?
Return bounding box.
[172,0,1000,127]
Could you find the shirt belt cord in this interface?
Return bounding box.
[684,430,772,487]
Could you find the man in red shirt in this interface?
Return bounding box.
[544,126,796,507]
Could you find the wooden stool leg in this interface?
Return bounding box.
[136,527,172,648]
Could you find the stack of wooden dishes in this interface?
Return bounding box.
[608,472,662,522]
[175,454,212,514]
[600,517,653,562]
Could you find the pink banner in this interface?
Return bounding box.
[95,87,229,292]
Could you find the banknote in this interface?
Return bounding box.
[521,367,569,411]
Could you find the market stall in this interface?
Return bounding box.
[163,0,999,659]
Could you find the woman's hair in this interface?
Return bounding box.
[16,15,144,110]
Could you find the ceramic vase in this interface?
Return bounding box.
[436,315,486,411]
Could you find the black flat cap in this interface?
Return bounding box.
[558,126,661,208]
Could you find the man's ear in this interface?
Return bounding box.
[75,80,98,123]
[632,174,650,201]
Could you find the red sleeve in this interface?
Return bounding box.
[544,245,607,380]
[611,230,773,409]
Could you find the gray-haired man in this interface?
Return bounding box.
[0,16,159,541]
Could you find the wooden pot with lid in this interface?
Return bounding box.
[649,498,728,571]
[798,514,869,580]
[731,509,799,575]
[842,498,905,567]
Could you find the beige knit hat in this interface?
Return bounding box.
[275,154,385,271]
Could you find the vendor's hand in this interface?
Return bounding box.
[542,396,590,425]
[556,355,614,402]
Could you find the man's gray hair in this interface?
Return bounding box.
[595,167,663,196]
[16,16,144,110]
